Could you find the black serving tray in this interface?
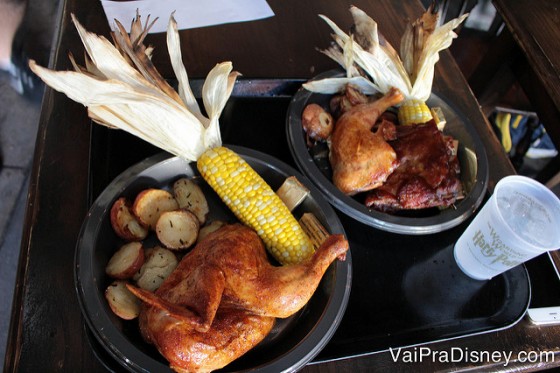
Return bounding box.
[312,211,530,362]
[87,80,533,367]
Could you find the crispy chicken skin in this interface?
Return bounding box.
[329,87,404,195]
[127,224,349,372]
[139,307,275,373]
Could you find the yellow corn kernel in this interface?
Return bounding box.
[197,146,314,265]
[398,99,433,125]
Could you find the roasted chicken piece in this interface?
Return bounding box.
[365,121,463,211]
[329,87,404,195]
[329,84,370,119]
[127,223,348,372]
[138,306,274,373]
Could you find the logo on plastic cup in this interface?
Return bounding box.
[472,223,523,267]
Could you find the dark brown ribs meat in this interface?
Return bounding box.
[365,121,463,212]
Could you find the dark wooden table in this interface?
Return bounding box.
[469,0,560,184]
[5,0,560,371]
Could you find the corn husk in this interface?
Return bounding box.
[29,12,239,162]
[304,4,467,102]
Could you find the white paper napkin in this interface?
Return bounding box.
[100,0,275,33]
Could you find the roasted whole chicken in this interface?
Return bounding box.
[128,223,349,372]
[329,87,404,195]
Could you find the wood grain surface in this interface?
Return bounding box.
[7,1,558,372]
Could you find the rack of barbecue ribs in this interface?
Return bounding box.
[365,121,462,212]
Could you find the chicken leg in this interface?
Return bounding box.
[329,87,404,195]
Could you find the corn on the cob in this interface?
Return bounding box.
[197,146,314,265]
[305,6,467,123]
[30,14,317,265]
[398,99,433,126]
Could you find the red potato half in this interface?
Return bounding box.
[173,178,209,225]
[105,241,145,279]
[105,280,141,320]
[156,210,200,250]
[302,103,334,141]
[134,247,178,292]
[197,220,226,243]
[110,197,148,241]
[132,188,179,230]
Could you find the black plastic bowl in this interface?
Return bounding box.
[74,146,352,372]
[286,70,489,235]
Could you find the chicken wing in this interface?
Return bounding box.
[329,87,404,195]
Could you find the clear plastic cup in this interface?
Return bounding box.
[454,175,560,280]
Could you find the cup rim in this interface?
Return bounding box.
[492,175,560,252]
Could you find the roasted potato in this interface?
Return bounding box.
[110,197,148,241]
[133,246,178,292]
[105,241,145,279]
[197,220,226,242]
[302,103,334,141]
[156,210,199,250]
[105,280,141,320]
[173,178,209,225]
[132,188,179,230]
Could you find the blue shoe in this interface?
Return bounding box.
[493,110,558,159]
[526,126,558,159]
[0,49,44,103]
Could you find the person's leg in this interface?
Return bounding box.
[0,0,26,69]
[0,0,43,102]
